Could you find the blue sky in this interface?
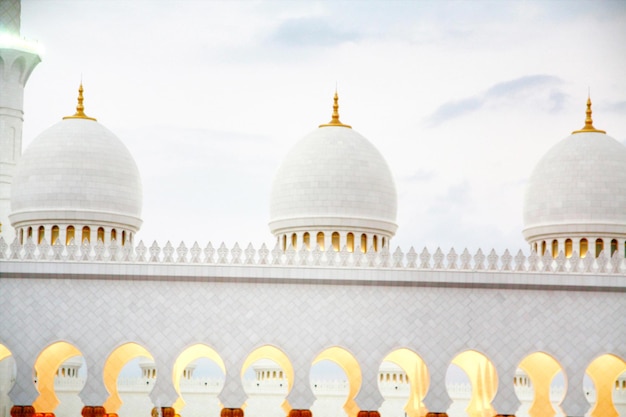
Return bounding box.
[18,0,626,254]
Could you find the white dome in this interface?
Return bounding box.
[269,125,398,238]
[523,131,626,242]
[10,117,142,232]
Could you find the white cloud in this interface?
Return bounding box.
[16,0,626,254]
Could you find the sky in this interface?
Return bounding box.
[17,0,626,255]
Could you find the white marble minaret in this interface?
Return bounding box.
[0,0,41,243]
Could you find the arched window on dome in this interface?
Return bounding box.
[610,239,618,256]
[595,238,604,258]
[565,239,573,258]
[551,240,558,259]
[533,242,537,253]
[291,233,297,250]
[66,226,75,245]
[19,228,23,244]
[347,233,354,253]
[332,232,340,251]
[37,226,45,244]
[303,232,310,249]
[281,234,287,251]
[541,241,546,256]
[373,235,378,252]
[317,232,325,251]
[51,226,59,245]
[82,226,90,244]
[122,230,127,246]
[580,238,588,258]
[361,234,367,253]
[382,236,386,248]
[97,227,105,243]
[111,229,117,242]
[27,226,32,241]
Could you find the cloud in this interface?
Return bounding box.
[270,17,360,47]
[426,75,564,126]
[606,100,626,113]
[402,169,436,183]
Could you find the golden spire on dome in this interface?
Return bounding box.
[572,96,604,134]
[63,83,97,121]
[319,90,351,128]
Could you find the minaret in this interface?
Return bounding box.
[0,0,41,243]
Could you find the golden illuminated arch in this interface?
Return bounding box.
[580,238,588,258]
[51,226,59,245]
[38,226,45,244]
[82,226,90,243]
[0,344,11,362]
[97,227,105,243]
[66,226,75,245]
[312,347,362,417]
[449,350,497,417]
[332,232,340,251]
[242,345,295,415]
[103,342,154,413]
[346,233,354,253]
[518,352,564,417]
[317,232,325,250]
[551,240,558,258]
[172,344,226,414]
[586,354,626,417]
[32,341,83,413]
[382,348,429,417]
[565,239,573,258]
[303,232,310,249]
[595,238,604,257]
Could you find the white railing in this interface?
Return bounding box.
[1,237,624,275]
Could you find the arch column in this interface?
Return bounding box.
[218,356,247,410]
[421,356,451,415]
[354,355,384,412]
[9,352,39,408]
[58,225,67,247]
[560,361,590,417]
[77,352,108,409]
[43,225,52,245]
[491,357,520,417]
[285,356,316,411]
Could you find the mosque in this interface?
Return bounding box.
[0,1,625,417]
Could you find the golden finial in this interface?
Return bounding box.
[63,83,97,121]
[319,91,351,128]
[572,96,604,134]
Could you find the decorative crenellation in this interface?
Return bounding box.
[1,237,624,275]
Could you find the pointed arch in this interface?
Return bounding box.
[242,345,295,415]
[32,341,83,413]
[448,350,498,417]
[312,346,362,417]
[517,351,565,417]
[381,348,429,417]
[172,344,226,415]
[103,342,154,414]
[586,354,626,417]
